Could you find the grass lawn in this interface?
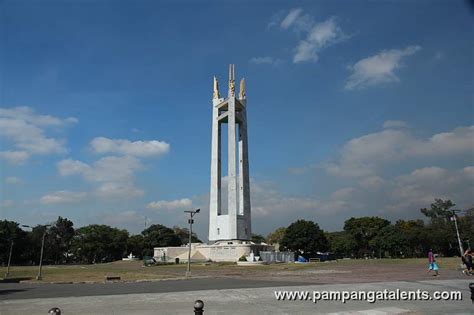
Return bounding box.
[0,257,463,283]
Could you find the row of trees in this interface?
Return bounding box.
[264,199,473,259]
[0,218,200,265]
[1,199,472,265]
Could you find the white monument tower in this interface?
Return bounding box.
[209,64,251,242]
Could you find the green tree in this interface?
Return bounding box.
[420,199,459,256]
[280,220,328,258]
[173,226,201,244]
[420,199,455,219]
[395,219,430,257]
[126,234,145,258]
[72,225,129,263]
[49,216,75,264]
[458,210,474,250]
[267,227,286,245]
[25,224,51,265]
[0,220,28,265]
[251,233,266,244]
[343,217,390,257]
[141,224,181,256]
[373,225,408,258]
[326,231,357,258]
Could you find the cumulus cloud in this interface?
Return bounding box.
[345,46,421,90]
[263,9,345,64]
[147,198,193,211]
[40,190,87,205]
[0,150,30,165]
[96,182,144,198]
[386,166,474,213]
[90,137,170,157]
[99,210,142,228]
[280,8,303,29]
[0,106,77,127]
[324,123,474,178]
[58,156,144,199]
[0,106,76,163]
[293,18,345,63]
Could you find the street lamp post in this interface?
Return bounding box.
[23,224,51,281]
[1,237,14,279]
[184,209,200,277]
[451,210,464,256]
[5,239,14,278]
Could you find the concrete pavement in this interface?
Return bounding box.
[0,279,472,314]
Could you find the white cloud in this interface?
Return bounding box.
[58,156,144,199]
[386,166,474,213]
[57,159,90,176]
[40,190,87,205]
[214,176,343,219]
[280,8,303,29]
[293,18,345,63]
[324,123,474,178]
[5,176,21,184]
[0,150,30,165]
[345,46,421,90]
[99,210,141,228]
[0,106,75,163]
[0,106,77,127]
[90,137,170,157]
[147,198,192,211]
[96,182,144,198]
[59,156,142,182]
[358,176,386,189]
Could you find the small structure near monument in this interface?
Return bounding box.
[122,252,139,261]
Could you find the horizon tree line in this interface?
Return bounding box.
[0,198,472,265]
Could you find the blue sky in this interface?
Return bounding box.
[1,0,473,240]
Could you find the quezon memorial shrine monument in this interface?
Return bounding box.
[154,65,275,262]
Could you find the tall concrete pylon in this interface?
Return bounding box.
[209,65,251,242]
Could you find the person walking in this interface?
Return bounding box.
[462,249,472,276]
[428,249,439,276]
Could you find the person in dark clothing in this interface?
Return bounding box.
[462,249,472,275]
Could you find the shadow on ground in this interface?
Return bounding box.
[0,277,33,283]
[0,289,30,295]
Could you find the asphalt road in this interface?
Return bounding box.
[1,279,472,314]
[0,278,307,300]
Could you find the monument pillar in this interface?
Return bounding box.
[209,65,251,242]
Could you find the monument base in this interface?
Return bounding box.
[198,240,274,262]
[154,240,274,263]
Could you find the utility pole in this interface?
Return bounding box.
[184,209,200,276]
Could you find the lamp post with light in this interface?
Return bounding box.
[184,209,200,276]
